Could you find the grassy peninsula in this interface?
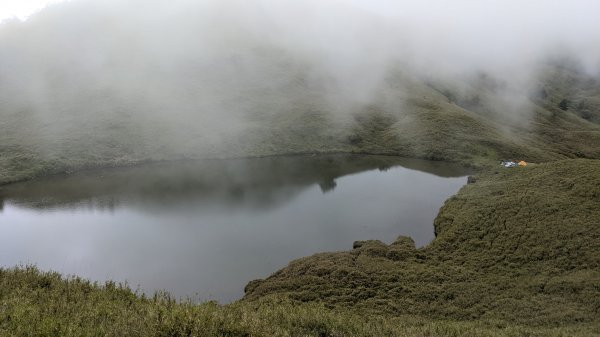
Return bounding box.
[245,159,600,327]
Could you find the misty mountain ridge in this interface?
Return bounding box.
[1,0,600,184]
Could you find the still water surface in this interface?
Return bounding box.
[0,155,468,302]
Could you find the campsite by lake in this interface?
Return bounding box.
[0,155,468,302]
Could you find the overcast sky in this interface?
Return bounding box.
[0,0,67,21]
[2,0,599,77]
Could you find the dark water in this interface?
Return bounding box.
[0,155,468,302]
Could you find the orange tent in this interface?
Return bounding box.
[518,161,527,166]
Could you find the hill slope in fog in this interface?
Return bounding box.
[1,0,600,184]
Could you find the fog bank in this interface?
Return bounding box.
[1,0,599,162]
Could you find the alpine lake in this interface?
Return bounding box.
[0,155,469,302]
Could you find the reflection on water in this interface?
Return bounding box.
[0,155,468,302]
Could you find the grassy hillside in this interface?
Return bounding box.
[2,63,600,185]
[244,159,600,327]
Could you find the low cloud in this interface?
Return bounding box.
[0,0,598,159]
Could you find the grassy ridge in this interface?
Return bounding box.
[244,160,600,327]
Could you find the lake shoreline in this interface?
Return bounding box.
[1,154,469,302]
[1,156,598,336]
[0,150,477,187]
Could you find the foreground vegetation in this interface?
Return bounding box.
[1,266,597,337]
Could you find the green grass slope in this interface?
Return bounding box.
[244,159,600,327]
